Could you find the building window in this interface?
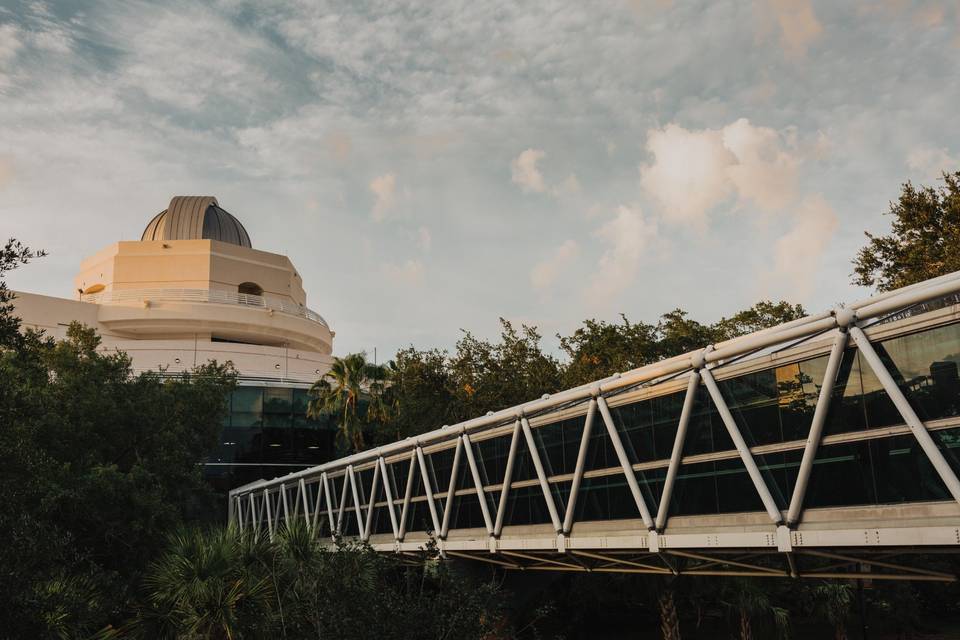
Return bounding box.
[238,282,263,296]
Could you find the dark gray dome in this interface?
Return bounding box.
[142,196,252,248]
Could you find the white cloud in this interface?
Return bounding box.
[722,118,800,212]
[907,147,959,178]
[640,124,736,227]
[0,156,12,188]
[417,226,432,252]
[511,148,547,193]
[589,205,659,304]
[369,172,397,221]
[771,195,838,299]
[640,119,803,227]
[381,259,424,287]
[530,239,579,291]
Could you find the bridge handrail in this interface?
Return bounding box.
[230,269,960,498]
[80,287,329,328]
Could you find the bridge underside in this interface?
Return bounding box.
[230,274,960,583]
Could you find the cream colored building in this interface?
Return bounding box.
[13,196,339,489]
[14,196,334,383]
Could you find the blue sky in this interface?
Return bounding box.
[1,0,958,357]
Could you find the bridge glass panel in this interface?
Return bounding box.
[425,448,452,515]
[804,440,876,508]
[582,418,619,471]
[573,474,640,522]
[473,433,512,487]
[717,369,783,446]
[871,434,951,504]
[406,477,433,534]
[870,322,960,426]
[503,484,554,527]
[714,458,767,513]
[649,390,686,459]
[670,461,719,516]
[532,418,577,477]
[610,401,658,463]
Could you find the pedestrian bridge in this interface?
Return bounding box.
[229,272,960,582]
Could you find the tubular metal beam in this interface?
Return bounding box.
[378,457,400,540]
[786,330,848,525]
[563,399,597,534]
[336,471,349,535]
[416,446,443,535]
[299,478,310,529]
[440,437,464,539]
[520,416,563,533]
[311,476,326,533]
[348,466,364,535]
[398,450,417,540]
[850,326,960,503]
[363,460,382,541]
[264,488,274,540]
[281,484,290,529]
[655,371,699,531]
[494,420,523,537]
[700,367,784,524]
[462,434,494,535]
[596,396,655,530]
[322,472,335,536]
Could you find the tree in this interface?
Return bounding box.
[809,582,853,640]
[308,353,391,453]
[0,242,238,636]
[0,238,45,348]
[853,171,960,291]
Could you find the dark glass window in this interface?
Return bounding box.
[718,369,782,446]
[805,440,876,508]
[671,461,719,516]
[650,390,686,460]
[573,473,640,523]
[611,401,658,463]
[264,387,292,414]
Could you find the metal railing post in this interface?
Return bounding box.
[655,371,700,531]
[596,396,655,529]
[850,326,960,503]
[462,434,495,535]
[363,461,382,541]
[336,471,349,535]
[378,457,400,540]
[322,472,335,537]
[520,416,563,533]
[264,488,274,541]
[416,447,443,535]
[786,330,848,525]
[440,437,464,539]
[700,368,783,524]
[563,399,597,534]
[494,420,522,537]
[398,450,417,540]
[348,466,364,535]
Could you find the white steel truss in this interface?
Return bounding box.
[229,271,960,580]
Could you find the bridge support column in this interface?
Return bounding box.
[520,416,563,533]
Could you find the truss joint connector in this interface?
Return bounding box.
[834,307,858,329]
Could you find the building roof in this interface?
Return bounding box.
[141,196,252,248]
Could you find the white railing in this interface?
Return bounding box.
[81,288,329,328]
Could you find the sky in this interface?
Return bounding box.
[1,0,958,358]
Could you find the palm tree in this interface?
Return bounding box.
[308,353,391,453]
[133,527,273,640]
[721,578,790,640]
[810,582,853,640]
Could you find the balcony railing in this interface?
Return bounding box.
[80,288,329,328]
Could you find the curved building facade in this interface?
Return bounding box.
[14,196,339,489]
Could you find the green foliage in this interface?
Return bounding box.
[131,523,504,640]
[853,171,960,291]
[0,245,238,636]
[0,238,46,349]
[307,352,391,453]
